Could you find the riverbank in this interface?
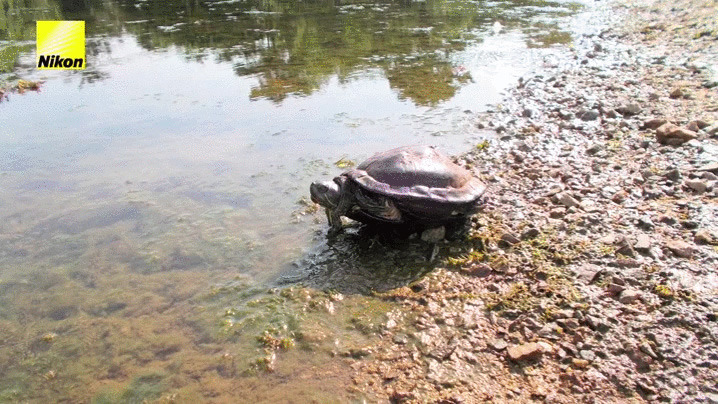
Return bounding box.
[351,0,718,402]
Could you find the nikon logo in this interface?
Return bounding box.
[36,21,86,70]
[37,55,84,69]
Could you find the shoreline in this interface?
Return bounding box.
[352,0,718,402]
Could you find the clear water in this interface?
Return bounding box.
[0,0,586,401]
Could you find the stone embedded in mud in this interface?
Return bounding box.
[655,123,698,145]
[507,341,552,361]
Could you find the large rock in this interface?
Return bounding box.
[655,123,698,145]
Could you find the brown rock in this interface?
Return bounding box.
[684,179,708,193]
[665,239,697,258]
[686,120,710,132]
[669,88,685,99]
[611,189,628,203]
[507,342,551,361]
[463,264,492,277]
[642,118,669,129]
[696,162,718,173]
[694,228,718,245]
[655,123,697,145]
[574,263,602,284]
[550,207,566,218]
[634,234,651,251]
[500,232,521,245]
[619,289,642,304]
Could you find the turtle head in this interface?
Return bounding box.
[310,178,342,209]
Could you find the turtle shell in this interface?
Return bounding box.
[344,146,486,223]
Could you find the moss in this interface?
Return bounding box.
[475,140,490,150]
[484,282,535,312]
[334,157,355,168]
[445,250,485,267]
[654,284,674,299]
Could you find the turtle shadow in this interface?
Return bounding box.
[276,224,442,295]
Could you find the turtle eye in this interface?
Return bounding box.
[317,184,328,193]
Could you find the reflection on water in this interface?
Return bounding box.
[1,0,588,400]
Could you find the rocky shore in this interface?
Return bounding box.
[350,0,718,402]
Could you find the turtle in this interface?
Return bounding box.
[310,145,486,237]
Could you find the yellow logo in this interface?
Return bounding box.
[36,21,86,70]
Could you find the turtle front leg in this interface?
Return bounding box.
[326,209,343,236]
[326,178,353,236]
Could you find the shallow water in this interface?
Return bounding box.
[1,0,588,401]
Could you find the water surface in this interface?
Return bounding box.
[1,0,588,400]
